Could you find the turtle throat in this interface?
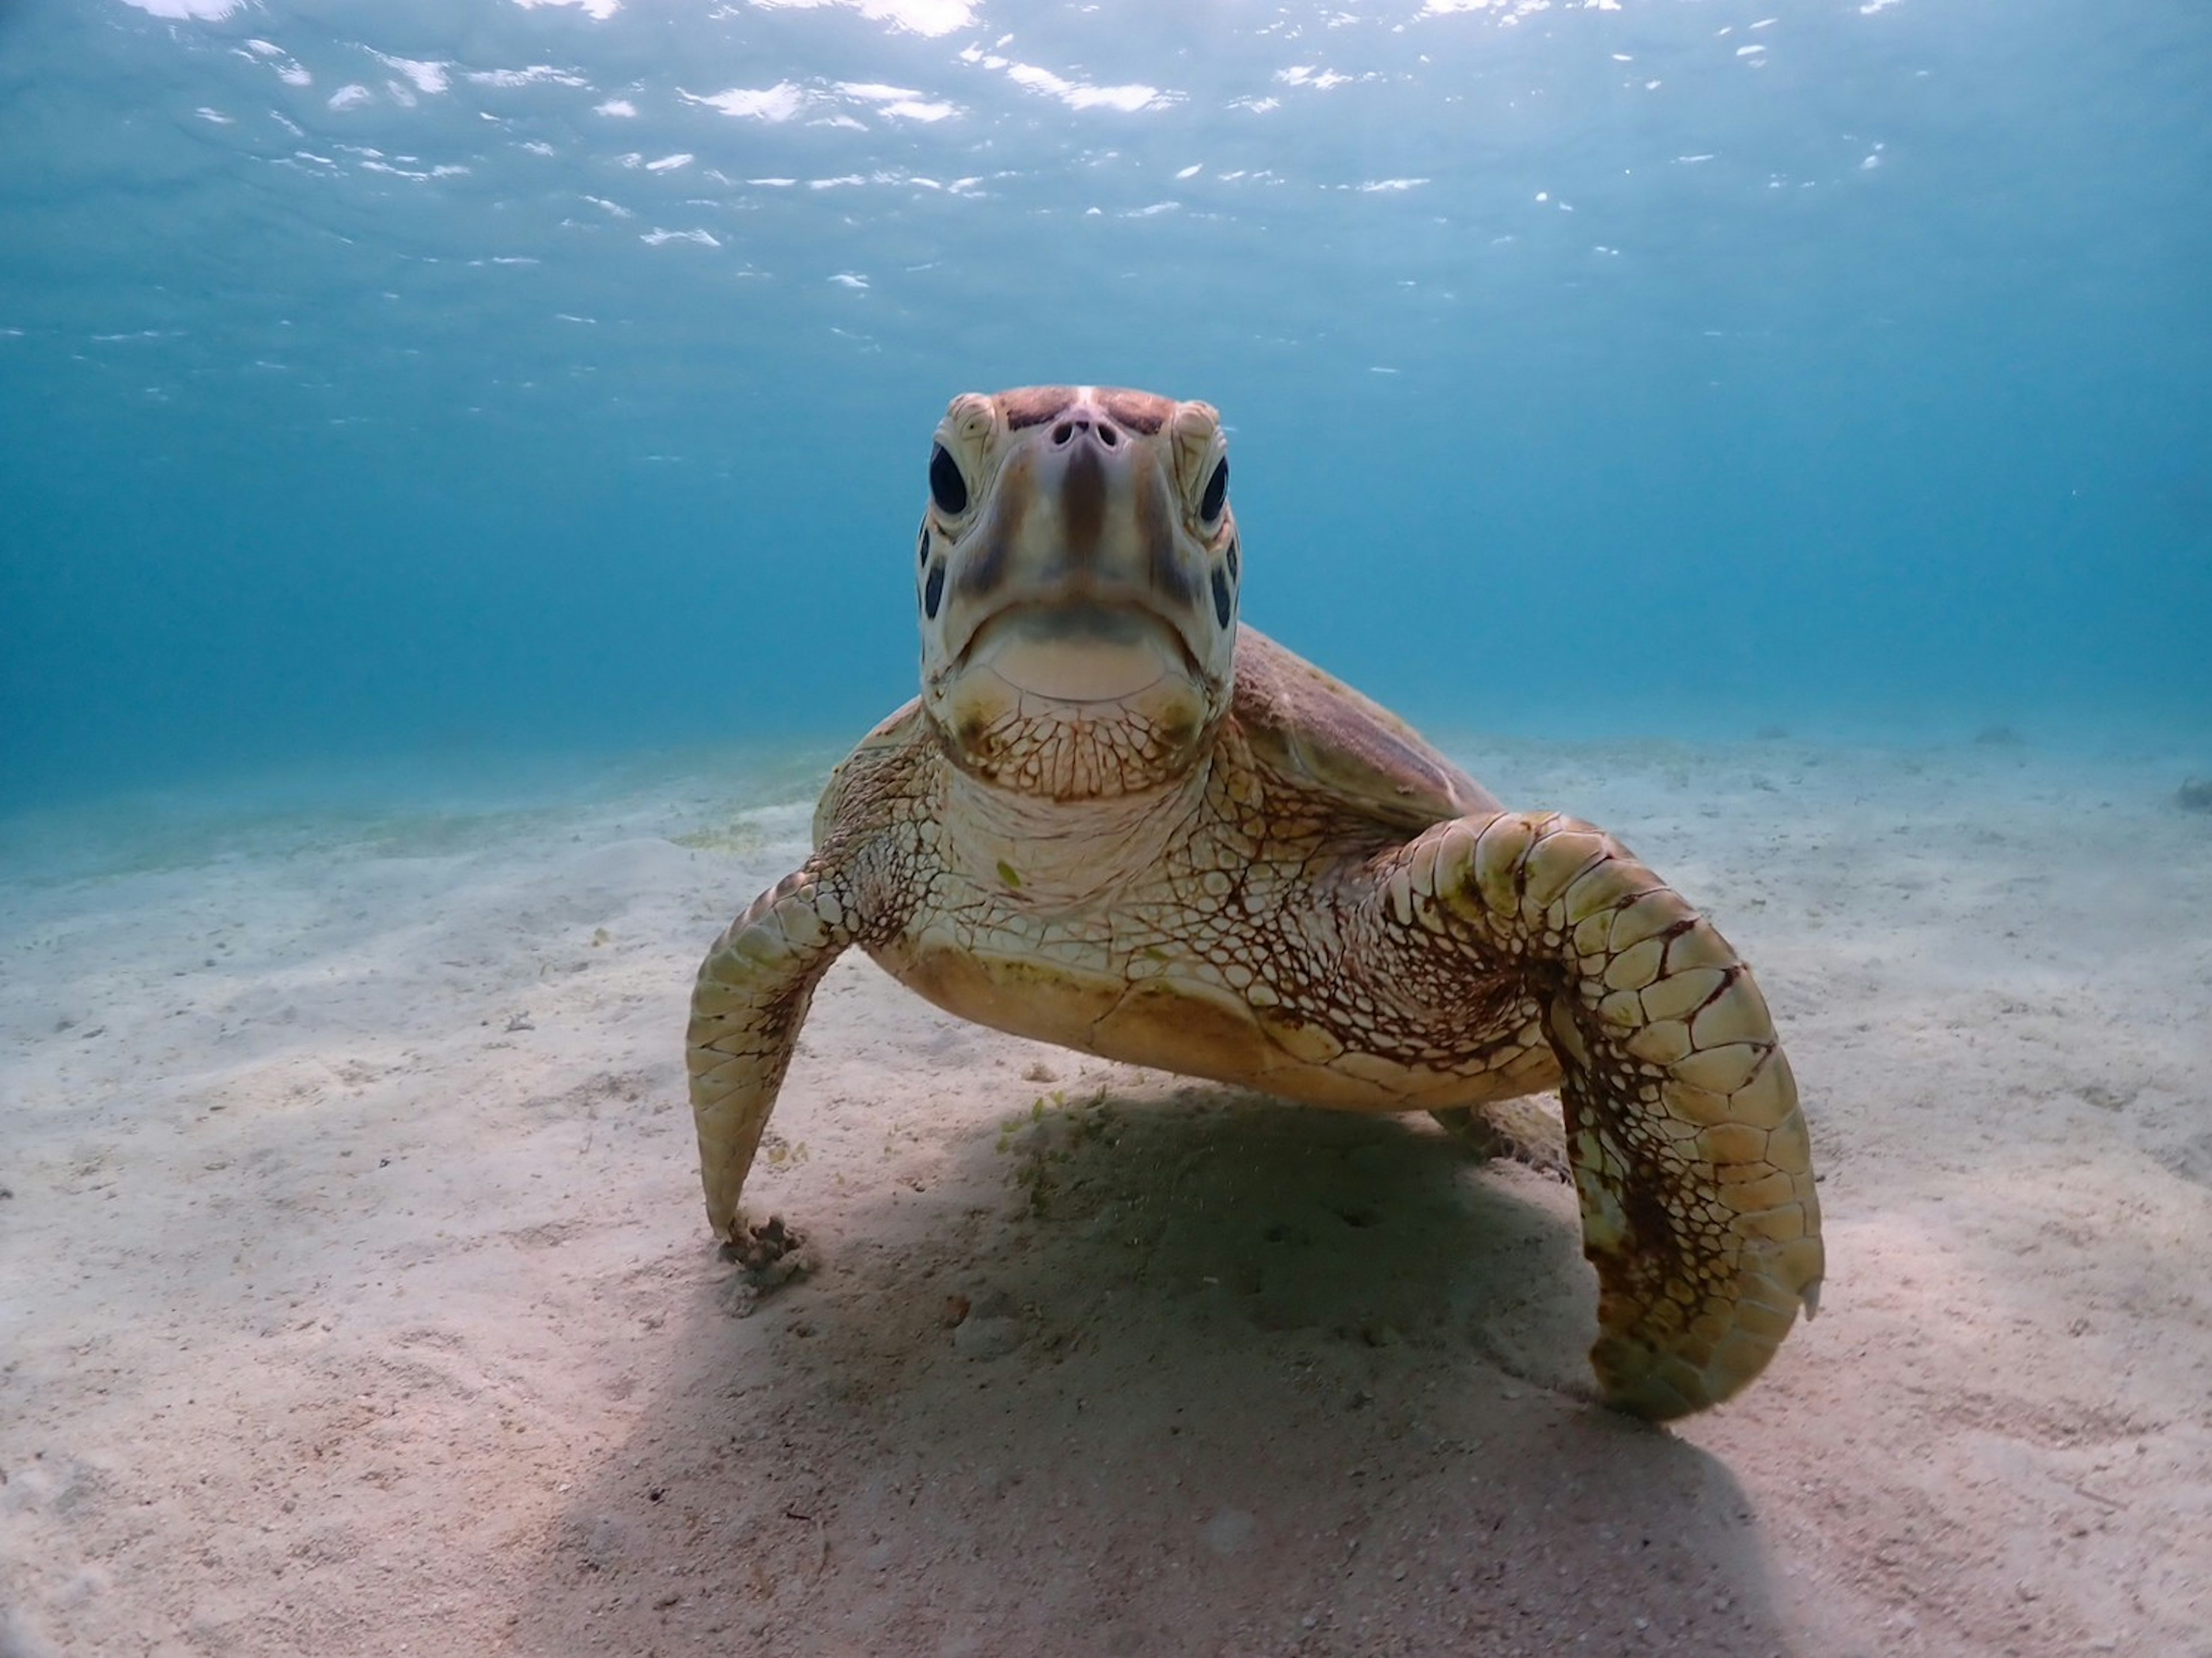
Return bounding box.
[927,604,1221,803]
[932,730,1218,907]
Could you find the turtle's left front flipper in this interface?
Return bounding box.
[687,863,857,1243]
[1411,811,1825,1421]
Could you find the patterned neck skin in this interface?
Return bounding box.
[923,750,1221,913]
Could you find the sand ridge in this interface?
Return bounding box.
[1,737,2207,1656]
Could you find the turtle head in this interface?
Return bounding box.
[914,385,1240,801]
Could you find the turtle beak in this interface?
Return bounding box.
[960,601,1198,704]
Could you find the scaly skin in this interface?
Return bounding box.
[688,386,1823,1420]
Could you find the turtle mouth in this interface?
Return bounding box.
[957,601,1203,704]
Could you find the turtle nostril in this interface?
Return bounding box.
[1051,418,1108,448]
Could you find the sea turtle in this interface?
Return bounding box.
[687,385,1823,1420]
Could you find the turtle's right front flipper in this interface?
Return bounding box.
[687,863,857,1242]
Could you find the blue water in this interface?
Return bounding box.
[3,0,2207,810]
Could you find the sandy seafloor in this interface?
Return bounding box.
[2,729,2209,1658]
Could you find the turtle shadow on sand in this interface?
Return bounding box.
[510,1088,1793,1656]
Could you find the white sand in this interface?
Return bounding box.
[2,735,2208,1657]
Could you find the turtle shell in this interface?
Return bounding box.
[1228,625,1499,831]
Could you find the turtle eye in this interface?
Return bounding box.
[1199,456,1228,525]
[928,443,969,516]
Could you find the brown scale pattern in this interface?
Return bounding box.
[944,701,1199,801]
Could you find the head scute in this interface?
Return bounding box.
[944,391,997,443]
